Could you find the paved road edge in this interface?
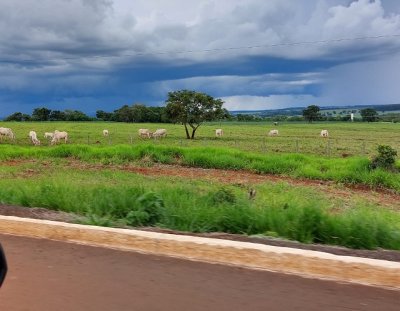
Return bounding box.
[0,215,399,289]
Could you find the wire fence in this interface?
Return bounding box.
[1,131,395,158]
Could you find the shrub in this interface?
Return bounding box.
[212,188,236,204]
[125,192,164,226]
[370,145,397,171]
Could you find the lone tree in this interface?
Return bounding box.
[165,90,224,139]
[302,105,321,123]
[360,108,378,122]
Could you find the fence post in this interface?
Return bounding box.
[326,139,331,157]
[87,134,90,145]
[262,137,267,153]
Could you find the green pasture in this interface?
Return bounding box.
[0,161,399,250]
[0,121,399,157]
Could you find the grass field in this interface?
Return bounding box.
[1,121,399,157]
[0,120,400,250]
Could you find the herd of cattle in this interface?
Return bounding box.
[0,126,330,145]
[0,127,169,145]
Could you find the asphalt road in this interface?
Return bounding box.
[0,234,398,311]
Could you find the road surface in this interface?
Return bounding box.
[0,234,398,311]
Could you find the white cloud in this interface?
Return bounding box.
[1,0,400,66]
[221,95,318,110]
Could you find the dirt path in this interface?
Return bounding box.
[0,234,399,311]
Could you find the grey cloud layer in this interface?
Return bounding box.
[1,0,400,113]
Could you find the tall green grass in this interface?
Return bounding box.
[0,144,399,191]
[0,166,399,250]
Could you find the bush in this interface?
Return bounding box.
[212,188,236,204]
[370,145,397,171]
[125,192,164,226]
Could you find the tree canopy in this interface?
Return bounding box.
[302,105,321,123]
[360,108,378,122]
[165,90,225,139]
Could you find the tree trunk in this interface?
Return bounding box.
[184,123,190,139]
[191,128,197,139]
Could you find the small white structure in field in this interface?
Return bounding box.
[29,131,40,145]
[215,129,223,137]
[103,129,109,137]
[138,129,152,138]
[0,127,15,141]
[268,129,279,136]
[350,113,354,122]
[152,129,167,139]
[44,132,54,139]
[320,130,329,138]
[51,131,68,145]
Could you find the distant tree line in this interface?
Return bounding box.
[96,104,171,123]
[5,107,93,122]
[3,99,390,124]
[4,102,231,124]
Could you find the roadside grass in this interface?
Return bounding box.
[0,144,399,191]
[0,164,399,250]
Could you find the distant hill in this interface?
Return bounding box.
[230,103,400,117]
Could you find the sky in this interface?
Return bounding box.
[1,0,400,116]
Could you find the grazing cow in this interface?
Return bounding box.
[44,132,54,139]
[0,127,15,141]
[138,128,152,138]
[215,129,223,137]
[51,131,68,145]
[320,130,329,138]
[268,129,279,136]
[29,131,40,145]
[103,129,109,137]
[273,122,278,126]
[152,129,167,139]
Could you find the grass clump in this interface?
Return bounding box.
[211,188,236,204]
[370,145,398,171]
[125,192,164,226]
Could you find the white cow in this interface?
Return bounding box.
[103,129,109,137]
[215,129,223,137]
[268,129,279,136]
[29,131,40,145]
[152,129,167,139]
[44,132,54,139]
[0,127,15,141]
[320,130,329,138]
[138,128,152,138]
[51,131,68,145]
